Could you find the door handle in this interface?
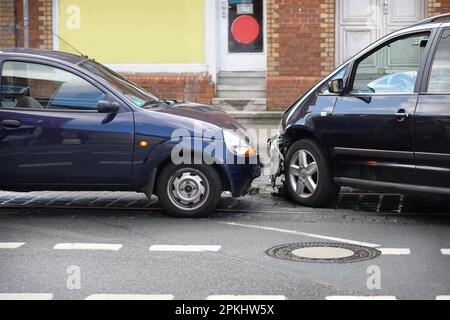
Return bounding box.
[1,119,22,129]
[394,109,411,121]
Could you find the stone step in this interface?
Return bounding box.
[217,85,266,91]
[226,111,283,125]
[213,98,266,112]
[218,76,265,86]
[218,71,266,78]
[216,91,266,99]
[216,84,266,99]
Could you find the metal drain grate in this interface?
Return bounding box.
[266,242,381,264]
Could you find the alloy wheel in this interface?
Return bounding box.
[288,149,319,198]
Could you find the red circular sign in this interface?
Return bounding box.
[231,15,260,44]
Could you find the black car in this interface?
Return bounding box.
[269,14,450,207]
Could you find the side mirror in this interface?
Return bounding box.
[97,100,120,114]
[328,79,345,95]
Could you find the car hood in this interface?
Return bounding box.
[150,101,246,131]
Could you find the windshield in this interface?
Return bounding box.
[80,60,159,107]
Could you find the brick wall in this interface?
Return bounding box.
[428,0,450,16]
[16,0,53,49]
[33,0,53,50]
[124,73,215,105]
[267,0,335,111]
[0,0,17,48]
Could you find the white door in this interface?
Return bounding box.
[219,0,266,71]
[336,0,425,65]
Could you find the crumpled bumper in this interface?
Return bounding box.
[268,135,284,187]
[225,154,262,197]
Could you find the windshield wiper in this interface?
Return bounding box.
[141,99,161,108]
[159,98,177,105]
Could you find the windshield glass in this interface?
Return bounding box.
[80,60,159,107]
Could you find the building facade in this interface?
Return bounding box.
[1,0,449,111]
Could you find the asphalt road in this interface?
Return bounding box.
[0,188,449,300]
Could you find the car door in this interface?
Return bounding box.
[414,26,450,189]
[331,31,432,185]
[0,59,134,187]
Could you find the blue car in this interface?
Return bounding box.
[0,49,261,217]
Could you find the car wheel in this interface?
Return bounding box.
[157,164,222,218]
[284,139,339,207]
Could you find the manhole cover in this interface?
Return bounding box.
[266,242,381,264]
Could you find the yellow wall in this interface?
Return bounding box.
[58,0,205,64]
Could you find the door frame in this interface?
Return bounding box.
[330,28,437,185]
[0,57,135,187]
[205,0,267,81]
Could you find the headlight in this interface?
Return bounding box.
[223,130,256,156]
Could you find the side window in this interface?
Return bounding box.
[1,61,106,110]
[428,29,450,93]
[319,65,349,94]
[351,33,430,94]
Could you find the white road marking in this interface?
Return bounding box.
[207,295,287,300]
[441,249,450,255]
[326,296,397,300]
[149,245,221,252]
[222,222,380,248]
[53,243,123,251]
[85,294,174,300]
[0,242,25,249]
[0,293,54,300]
[379,248,411,255]
[436,296,450,300]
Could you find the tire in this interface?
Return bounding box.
[284,139,339,207]
[157,164,222,218]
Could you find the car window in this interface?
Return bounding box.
[81,60,159,107]
[319,65,349,95]
[428,29,450,93]
[351,33,430,94]
[1,61,106,111]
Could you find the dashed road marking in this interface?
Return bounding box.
[85,294,174,300]
[441,249,450,255]
[436,296,450,300]
[0,293,54,300]
[379,248,411,255]
[0,242,25,249]
[149,245,221,252]
[325,296,397,300]
[222,222,380,248]
[207,295,287,300]
[53,243,123,251]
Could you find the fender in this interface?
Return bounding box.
[135,137,233,197]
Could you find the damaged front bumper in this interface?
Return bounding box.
[268,135,284,187]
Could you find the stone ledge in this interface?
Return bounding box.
[227,111,283,119]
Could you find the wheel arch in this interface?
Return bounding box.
[142,153,232,198]
[284,125,335,170]
[284,126,318,152]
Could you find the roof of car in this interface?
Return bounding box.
[0,48,87,65]
[411,13,450,27]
